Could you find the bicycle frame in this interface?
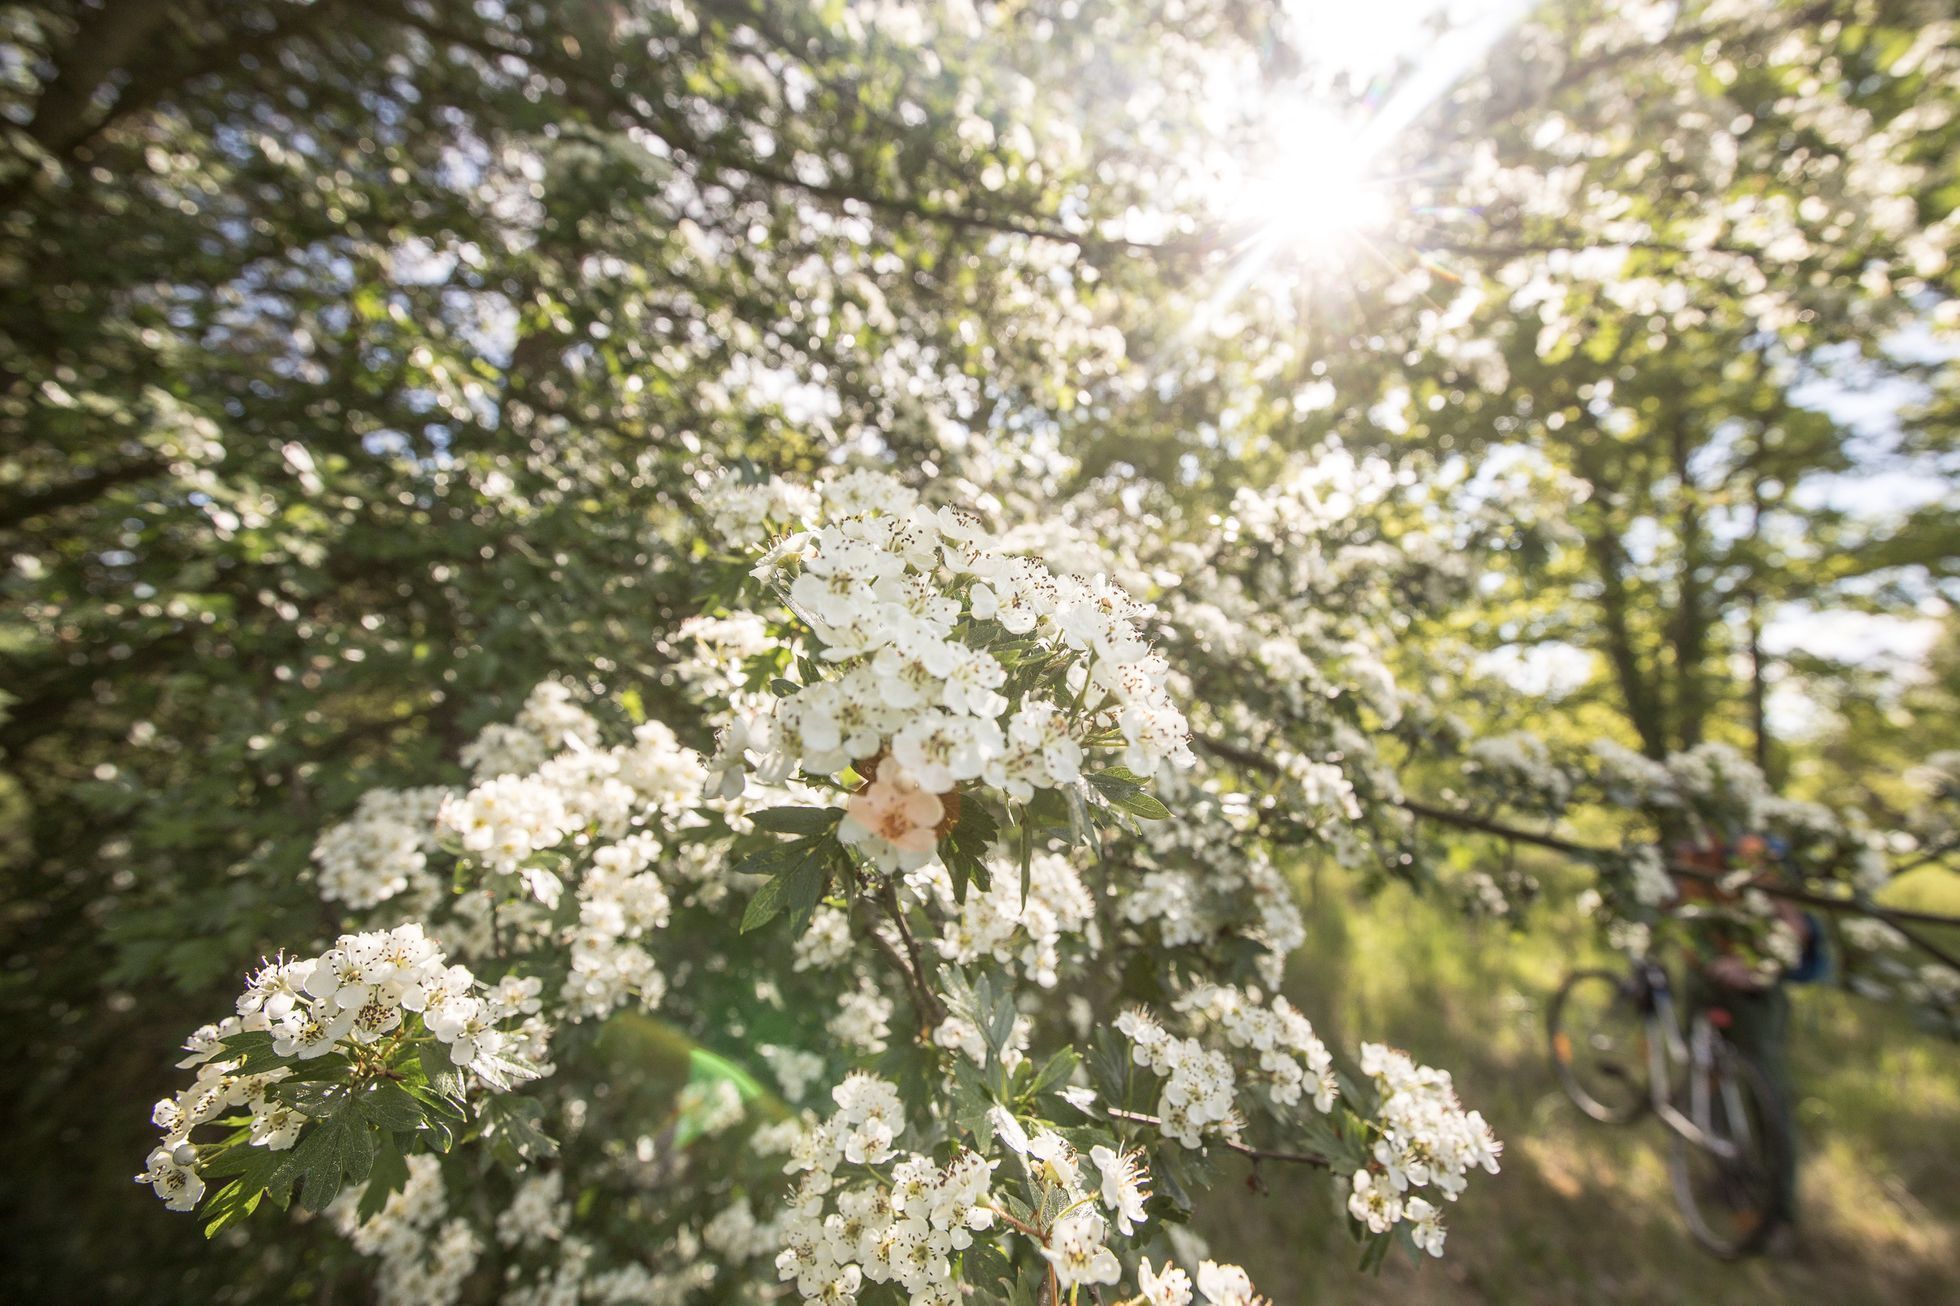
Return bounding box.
[1631,962,1746,1163]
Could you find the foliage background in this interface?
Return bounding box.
[3,0,1956,1301]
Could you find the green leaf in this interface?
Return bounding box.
[749,805,843,834]
[417,1041,469,1104]
[739,833,837,932]
[730,838,808,878]
[1016,815,1034,907]
[199,1146,288,1238]
[469,1049,545,1093]
[740,857,828,931]
[354,1081,426,1132]
[477,1095,558,1165]
[983,984,1019,1068]
[1065,785,1104,860]
[217,1030,292,1075]
[963,1239,1013,1293]
[951,1058,997,1152]
[938,795,999,903]
[356,1132,411,1222]
[1027,1046,1079,1100]
[285,1107,377,1213]
[1086,769,1172,820]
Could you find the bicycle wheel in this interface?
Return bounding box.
[1668,1041,1791,1260]
[1548,969,1650,1124]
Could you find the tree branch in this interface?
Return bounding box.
[1190,735,1960,965]
[374,3,1169,255]
[0,455,166,532]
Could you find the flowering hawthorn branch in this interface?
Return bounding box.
[1396,798,1960,970]
[1192,733,1960,969]
[138,470,1504,1299]
[1103,1107,1332,1170]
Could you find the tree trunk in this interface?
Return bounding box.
[1668,422,1709,751]
[23,0,171,156]
[1584,527,1669,759]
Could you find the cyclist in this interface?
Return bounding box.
[1670,835,1827,1240]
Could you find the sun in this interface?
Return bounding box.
[1238,103,1394,252]
[1194,0,1532,318]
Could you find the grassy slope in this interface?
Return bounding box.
[1193,865,1960,1305]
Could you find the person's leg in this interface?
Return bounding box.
[1724,986,1798,1226]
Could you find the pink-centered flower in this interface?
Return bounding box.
[843,769,944,854]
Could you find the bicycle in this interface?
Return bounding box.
[1547,960,1793,1258]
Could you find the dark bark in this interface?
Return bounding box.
[0,455,165,532]
[1583,527,1669,759]
[22,0,172,156]
[1668,421,1710,751]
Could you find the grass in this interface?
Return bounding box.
[1192,863,1960,1305]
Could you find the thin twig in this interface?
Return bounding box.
[858,883,943,1035]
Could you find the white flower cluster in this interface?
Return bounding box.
[496,1171,570,1249]
[792,904,854,971]
[1348,1043,1503,1254]
[461,680,602,780]
[704,475,821,548]
[1461,870,1514,918]
[139,1055,291,1211]
[703,1196,782,1263]
[1120,800,1306,985]
[1275,748,1364,823]
[441,719,706,883]
[331,1155,484,1306]
[704,469,1193,869]
[1115,1007,1241,1148]
[1624,844,1676,907]
[1138,1258,1275,1305]
[759,1043,828,1103]
[564,831,673,1018]
[1466,731,1571,812]
[670,612,774,703]
[428,703,710,1021]
[442,771,573,876]
[774,1073,998,1304]
[1841,917,1907,953]
[1844,928,1960,1032]
[141,926,541,1211]
[254,925,528,1066]
[990,1111,1272,1303]
[1589,740,1888,896]
[313,785,453,909]
[1912,963,1960,1007]
[927,850,1096,987]
[1183,984,1339,1113]
[1589,738,1676,803]
[677,1077,748,1138]
[1667,741,1773,827]
[827,974,895,1054]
